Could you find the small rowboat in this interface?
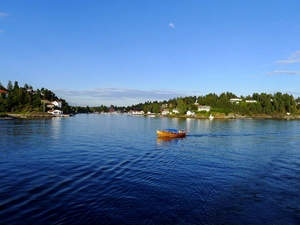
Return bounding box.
[156,128,187,138]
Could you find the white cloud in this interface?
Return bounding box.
[267,70,300,76]
[276,50,300,64]
[0,30,4,33]
[0,12,8,19]
[54,87,191,106]
[169,23,175,28]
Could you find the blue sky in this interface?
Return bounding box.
[1,0,300,106]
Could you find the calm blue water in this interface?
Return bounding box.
[0,115,300,224]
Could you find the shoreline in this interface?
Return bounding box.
[6,112,54,119]
[155,113,300,120]
[2,112,300,120]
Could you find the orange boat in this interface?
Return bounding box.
[156,128,187,138]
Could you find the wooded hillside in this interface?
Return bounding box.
[0,81,72,113]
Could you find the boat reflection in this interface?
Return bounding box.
[156,136,186,143]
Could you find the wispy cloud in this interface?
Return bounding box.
[0,12,8,19]
[289,91,300,96]
[0,30,4,33]
[275,50,300,64]
[267,70,300,76]
[168,23,175,28]
[54,87,190,106]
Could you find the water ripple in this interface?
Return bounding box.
[1,116,300,224]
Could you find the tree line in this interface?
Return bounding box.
[1,81,299,116]
[93,92,300,116]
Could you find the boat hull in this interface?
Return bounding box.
[156,130,186,138]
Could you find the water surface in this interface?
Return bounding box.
[0,115,299,224]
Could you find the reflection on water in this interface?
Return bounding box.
[156,136,185,144]
[50,117,62,139]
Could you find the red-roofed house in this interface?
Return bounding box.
[0,90,7,94]
[0,90,8,98]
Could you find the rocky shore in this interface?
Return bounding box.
[6,112,54,119]
[4,112,74,119]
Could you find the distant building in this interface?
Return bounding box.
[161,104,168,109]
[51,100,62,108]
[245,100,257,103]
[186,110,195,116]
[230,98,242,103]
[161,109,170,115]
[130,110,144,115]
[198,105,210,112]
[0,90,8,98]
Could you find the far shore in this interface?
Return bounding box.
[157,112,300,120]
[2,112,300,120]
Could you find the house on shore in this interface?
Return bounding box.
[198,105,210,112]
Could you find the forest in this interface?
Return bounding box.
[0,81,72,114]
[1,80,300,116]
[87,92,300,116]
[137,92,300,116]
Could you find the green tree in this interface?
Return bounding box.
[177,99,188,115]
[152,102,160,113]
[7,80,13,91]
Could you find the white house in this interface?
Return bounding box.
[230,98,242,104]
[51,100,62,108]
[198,105,210,112]
[161,104,168,109]
[161,109,170,115]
